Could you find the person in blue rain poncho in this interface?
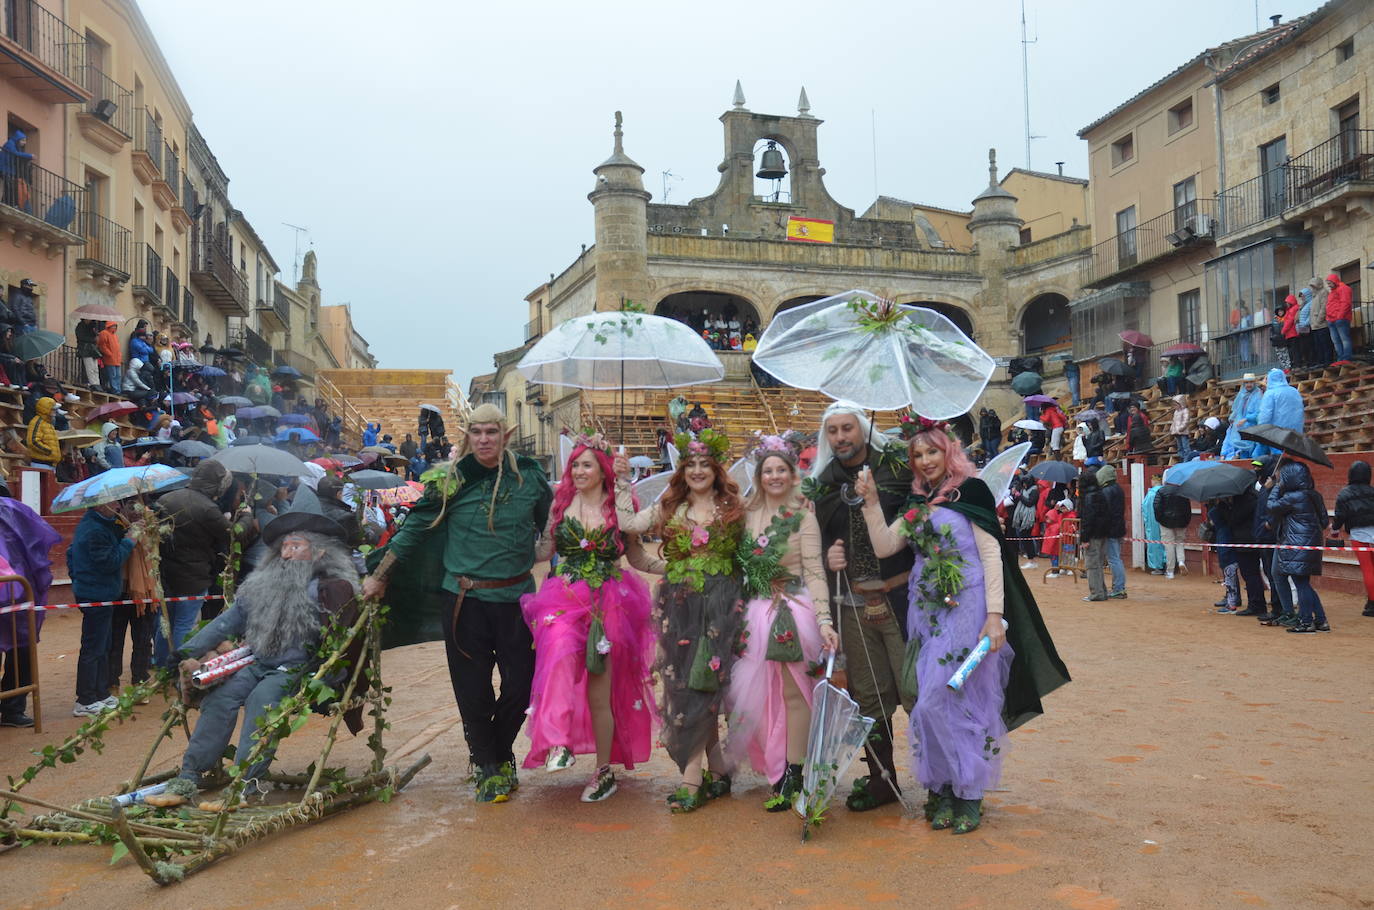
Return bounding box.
[1220,372,1263,460]
[1252,368,1304,459]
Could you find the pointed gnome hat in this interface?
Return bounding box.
[262,484,347,547]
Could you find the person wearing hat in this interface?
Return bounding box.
[8,278,38,334]
[23,396,59,467]
[362,402,552,804]
[175,489,363,786]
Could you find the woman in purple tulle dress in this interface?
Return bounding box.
[520,439,661,802]
[855,424,1014,835]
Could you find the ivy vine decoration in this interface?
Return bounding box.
[735,509,804,599]
[896,497,968,612]
[590,299,647,344]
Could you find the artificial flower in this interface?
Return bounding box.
[595,636,612,655]
[904,509,919,522]
[756,534,770,548]
[690,526,710,548]
[579,538,592,550]
[707,656,721,672]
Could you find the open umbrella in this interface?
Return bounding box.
[348,469,407,490]
[796,653,875,840]
[1021,394,1057,406]
[252,405,281,420]
[332,453,364,468]
[11,329,65,361]
[210,444,310,477]
[50,465,189,513]
[1009,371,1043,396]
[978,441,1032,503]
[170,439,216,459]
[419,403,441,414]
[1238,424,1333,467]
[57,429,103,447]
[68,303,126,321]
[376,481,425,506]
[219,396,253,408]
[1176,464,1254,501]
[1160,342,1206,357]
[1074,409,1105,424]
[1106,391,1139,402]
[1097,357,1131,376]
[272,365,302,379]
[360,445,392,456]
[278,413,311,426]
[87,400,137,421]
[198,365,226,379]
[1030,459,1078,483]
[1013,419,1045,431]
[275,427,321,444]
[164,392,198,405]
[1118,330,1153,348]
[752,291,994,416]
[1163,459,1225,485]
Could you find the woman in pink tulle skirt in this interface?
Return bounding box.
[725,441,839,810]
[520,439,662,802]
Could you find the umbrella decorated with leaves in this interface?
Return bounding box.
[752,290,994,416]
[796,652,875,840]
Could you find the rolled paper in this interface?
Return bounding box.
[946,619,1010,691]
[110,781,170,808]
[197,646,252,672]
[192,654,256,688]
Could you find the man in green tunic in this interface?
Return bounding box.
[364,403,552,803]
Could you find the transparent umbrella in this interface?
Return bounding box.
[979,441,1032,503]
[751,290,994,417]
[796,652,875,840]
[517,308,724,390]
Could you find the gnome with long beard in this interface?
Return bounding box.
[176,487,362,786]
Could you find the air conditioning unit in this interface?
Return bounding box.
[1186,214,1215,238]
[92,99,118,122]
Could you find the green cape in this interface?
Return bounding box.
[939,477,1072,731]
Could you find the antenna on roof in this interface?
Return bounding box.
[661,169,682,203]
[1020,0,1044,168]
[282,222,311,283]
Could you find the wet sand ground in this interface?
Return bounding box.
[3,567,1372,910]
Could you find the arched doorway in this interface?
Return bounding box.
[906,301,975,341]
[655,291,761,343]
[1021,293,1071,356]
[772,294,829,324]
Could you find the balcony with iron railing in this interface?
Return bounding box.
[1084,199,1219,289]
[0,0,89,103]
[164,266,181,322]
[190,236,249,315]
[131,242,163,309]
[0,157,85,251]
[182,287,196,332]
[1219,130,1374,238]
[524,317,542,342]
[152,141,179,211]
[228,325,273,367]
[75,211,131,284]
[131,108,162,184]
[255,284,290,333]
[76,65,133,151]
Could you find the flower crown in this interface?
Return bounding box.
[674,428,730,462]
[566,426,613,457]
[745,429,805,461]
[896,409,955,441]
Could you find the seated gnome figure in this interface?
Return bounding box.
[176,486,362,789]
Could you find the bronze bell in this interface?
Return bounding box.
[756,141,786,180]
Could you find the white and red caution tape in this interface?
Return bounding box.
[0,593,220,617]
[1004,534,1357,552]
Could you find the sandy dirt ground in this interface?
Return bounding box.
[2,566,1371,910]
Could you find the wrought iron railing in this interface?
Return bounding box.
[181,173,195,210]
[1286,129,1374,207]
[271,285,291,325]
[37,344,83,389]
[162,142,180,201]
[165,267,180,316]
[132,242,162,303]
[0,0,86,85]
[78,211,130,276]
[0,158,83,233]
[134,108,162,171]
[191,236,249,307]
[1086,199,1218,285]
[81,65,132,137]
[183,287,195,327]
[1218,167,1286,235]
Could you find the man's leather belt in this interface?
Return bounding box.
[449,572,533,648]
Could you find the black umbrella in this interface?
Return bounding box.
[1106,391,1140,402]
[1176,464,1254,501]
[1029,460,1078,483]
[1237,424,1333,468]
[1097,357,1131,376]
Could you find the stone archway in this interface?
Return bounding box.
[655,290,761,337]
[1020,293,1071,356]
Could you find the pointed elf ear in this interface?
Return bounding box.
[504,424,518,442]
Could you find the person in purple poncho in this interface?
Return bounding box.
[856,417,1069,835]
[0,490,63,727]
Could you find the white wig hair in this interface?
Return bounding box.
[809,400,900,479]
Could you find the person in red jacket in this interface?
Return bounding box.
[1042,498,1077,577]
[1325,274,1354,364]
[1278,295,1300,371]
[1040,400,1068,453]
[96,321,122,394]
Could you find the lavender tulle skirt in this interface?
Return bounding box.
[519,573,657,770]
[724,592,823,783]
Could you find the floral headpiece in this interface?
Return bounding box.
[745,429,803,461]
[896,409,955,441]
[674,428,730,462]
[566,426,613,457]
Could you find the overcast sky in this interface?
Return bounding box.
[140,0,1322,387]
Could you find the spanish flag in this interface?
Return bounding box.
[786,216,835,243]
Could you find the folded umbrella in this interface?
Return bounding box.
[796,653,876,839]
[1176,464,1254,501]
[1029,459,1078,483]
[1237,424,1333,467]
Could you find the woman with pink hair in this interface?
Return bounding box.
[855,419,1069,835]
[520,438,661,802]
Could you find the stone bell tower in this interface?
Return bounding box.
[588,112,651,313]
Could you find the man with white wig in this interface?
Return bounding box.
[803,401,915,811]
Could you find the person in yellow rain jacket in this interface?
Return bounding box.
[25,396,60,466]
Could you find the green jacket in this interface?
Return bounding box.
[376,453,551,647]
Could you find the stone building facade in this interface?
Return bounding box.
[499,88,1095,461]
